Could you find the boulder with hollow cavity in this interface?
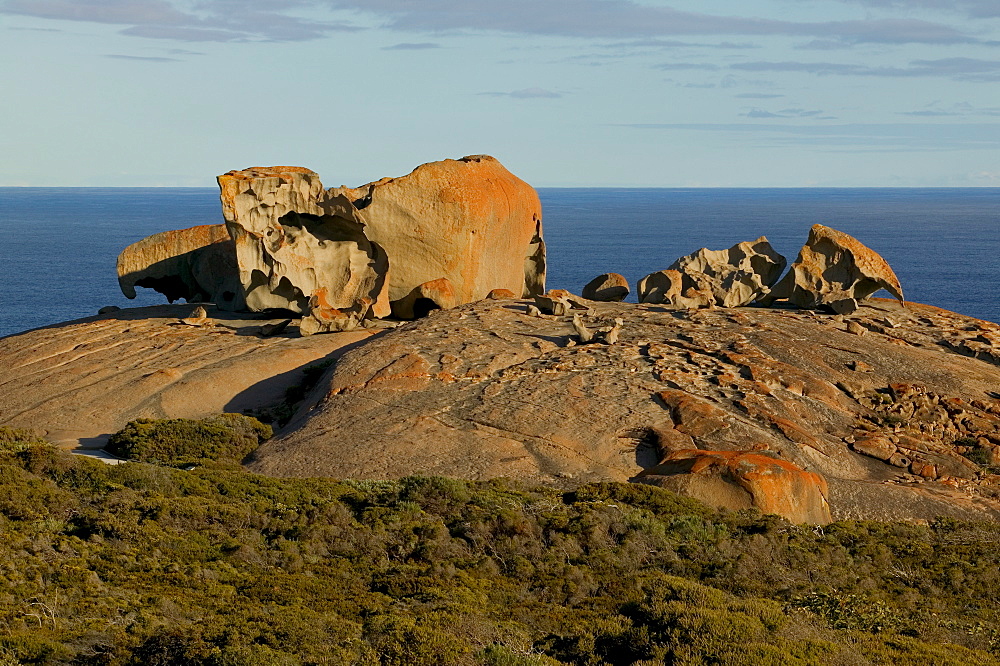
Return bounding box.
[632,449,833,524]
[668,237,786,308]
[329,155,545,317]
[117,224,243,309]
[582,273,629,302]
[764,224,904,314]
[393,278,458,320]
[217,166,390,318]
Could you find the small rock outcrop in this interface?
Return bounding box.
[392,278,458,320]
[117,224,243,309]
[764,224,904,314]
[668,237,786,308]
[582,273,629,302]
[636,270,713,308]
[632,449,833,525]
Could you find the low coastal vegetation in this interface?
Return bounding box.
[0,424,999,665]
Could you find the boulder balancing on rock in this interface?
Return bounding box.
[632,449,833,525]
[582,273,629,302]
[764,224,904,314]
[119,156,546,327]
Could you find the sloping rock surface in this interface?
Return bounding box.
[0,306,373,449]
[248,298,1000,522]
[766,224,904,314]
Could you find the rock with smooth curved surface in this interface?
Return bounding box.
[117,224,243,309]
[632,449,833,525]
[330,155,545,317]
[217,166,391,318]
[582,273,629,302]
[637,270,713,309]
[765,224,904,314]
[668,237,786,308]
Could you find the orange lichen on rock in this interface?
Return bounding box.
[633,449,833,525]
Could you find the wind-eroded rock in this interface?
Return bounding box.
[633,449,833,525]
[638,237,785,309]
[217,166,391,317]
[247,298,1000,523]
[668,237,786,308]
[117,224,243,309]
[766,224,904,314]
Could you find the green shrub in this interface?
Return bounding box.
[105,414,271,467]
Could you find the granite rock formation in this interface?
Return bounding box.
[765,224,904,314]
[329,155,545,316]
[668,237,786,308]
[217,166,391,318]
[121,156,545,327]
[245,297,1000,523]
[117,224,243,309]
[582,273,630,302]
[634,449,833,524]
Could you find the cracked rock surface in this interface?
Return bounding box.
[248,298,1000,522]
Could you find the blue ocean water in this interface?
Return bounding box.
[0,187,997,339]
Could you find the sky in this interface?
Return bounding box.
[2,0,999,187]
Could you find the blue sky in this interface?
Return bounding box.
[2,0,999,186]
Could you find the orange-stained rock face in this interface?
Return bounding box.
[330,155,545,308]
[117,224,242,309]
[766,224,904,314]
[633,449,833,525]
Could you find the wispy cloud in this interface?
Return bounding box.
[898,101,1000,117]
[105,53,179,61]
[743,107,833,119]
[479,87,562,98]
[735,93,785,99]
[655,62,720,71]
[0,0,984,45]
[0,0,361,42]
[619,122,1000,151]
[732,57,1000,82]
[831,0,1000,19]
[382,42,441,50]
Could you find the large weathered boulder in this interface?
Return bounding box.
[117,224,243,309]
[329,155,545,316]
[632,449,833,524]
[217,166,391,317]
[764,224,904,314]
[668,237,786,308]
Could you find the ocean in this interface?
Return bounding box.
[1,187,997,339]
